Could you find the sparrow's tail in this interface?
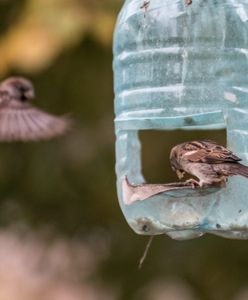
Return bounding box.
[232,163,248,178]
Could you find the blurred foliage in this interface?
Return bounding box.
[0,1,247,300]
[0,0,121,74]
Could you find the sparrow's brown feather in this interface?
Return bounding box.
[182,140,241,164]
[0,103,70,141]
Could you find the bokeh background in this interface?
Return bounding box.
[0,1,247,300]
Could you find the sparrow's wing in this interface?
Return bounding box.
[0,101,70,141]
[183,140,241,164]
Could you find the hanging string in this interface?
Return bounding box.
[138,236,154,270]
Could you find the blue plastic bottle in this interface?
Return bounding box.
[113,0,248,240]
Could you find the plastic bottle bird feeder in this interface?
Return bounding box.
[113,0,248,240]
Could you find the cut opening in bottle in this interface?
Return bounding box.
[139,129,226,184]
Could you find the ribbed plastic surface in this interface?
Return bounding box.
[113,0,248,240]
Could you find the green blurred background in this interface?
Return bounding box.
[0,1,247,300]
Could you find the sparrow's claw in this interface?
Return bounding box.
[185,179,200,189]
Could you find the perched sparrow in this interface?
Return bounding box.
[170,140,248,187]
[0,76,70,141]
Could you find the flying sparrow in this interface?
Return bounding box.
[170,140,248,187]
[0,76,70,141]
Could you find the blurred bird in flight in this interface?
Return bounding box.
[0,76,70,141]
[170,140,248,187]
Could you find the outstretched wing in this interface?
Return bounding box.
[0,101,71,141]
[182,140,241,164]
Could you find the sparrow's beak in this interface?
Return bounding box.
[24,89,35,100]
[176,170,185,180]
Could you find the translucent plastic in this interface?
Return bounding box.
[113,0,248,240]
